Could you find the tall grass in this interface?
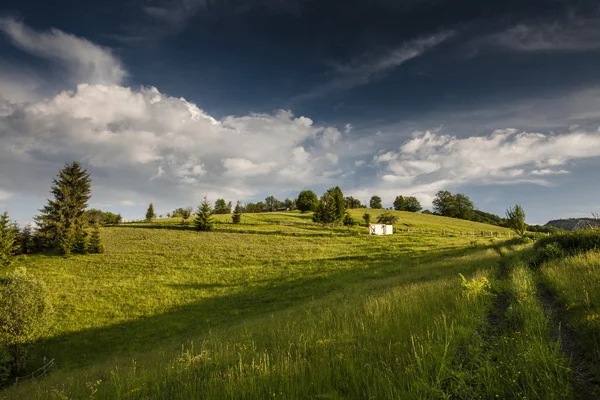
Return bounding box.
[540,250,600,381]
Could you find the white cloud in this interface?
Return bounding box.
[354,160,366,167]
[0,84,351,210]
[354,128,600,207]
[486,18,600,52]
[0,18,126,91]
[385,129,600,182]
[297,31,453,98]
[223,158,276,177]
[531,169,570,176]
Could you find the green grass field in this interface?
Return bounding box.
[1,211,598,399]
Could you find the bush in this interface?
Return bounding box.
[533,230,600,265]
[376,212,398,225]
[0,267,53,376]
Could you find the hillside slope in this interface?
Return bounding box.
[3,211,514,398]
[545,218,600,231]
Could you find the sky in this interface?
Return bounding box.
[1,0,600,224]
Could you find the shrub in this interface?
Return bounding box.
[0,212,19,269]
[342,211,357,226]
[376,212,398,225]
[532,230,600,265]
[0,268,53,375]
[362,212,371,226]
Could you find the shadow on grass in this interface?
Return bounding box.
[27,242,508,373]
[168,283,239,289]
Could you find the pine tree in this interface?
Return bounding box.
[232,201,243,224]
[35,161,91,255]
[0,212,19,268]
[87,225,104,253]
[146,203,156,222]
[362,212,371,226]
[19,224,35,255]
[194,196,214,231]
[73,229,88,254]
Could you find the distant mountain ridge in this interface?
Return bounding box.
[545,218,600,231]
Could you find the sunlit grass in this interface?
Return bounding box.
[0,212,574,399]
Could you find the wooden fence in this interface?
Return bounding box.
[14,358,54,385]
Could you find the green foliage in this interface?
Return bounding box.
[342,210,357,226]
[458,273,491,299]
[505,204,527,237]
[73,229,88,254]
[344,196,362,209]
[369,195,382,209]
[194,197,214,231]
[264,196,280,212]
[393,195,422,212]
[312,187,345,224]
[36,161,91,255]
[432,190,474,220]
[214,199,231,214]
[146,203,156,222]
[232,201,243,224]
[471,210,505,226]
[362,212,371,226]
[540,251,600,380]
[87,225,104,254]
[0,345,12,385]
[0,212,19,269]
[376,211,398,225]
[0,267,53,375]
[533,230,600,265]
[86,209,122,226]
[296,190,318,213]
[527,224,562,234]
[18,224,36,255]
[283,198,295,211]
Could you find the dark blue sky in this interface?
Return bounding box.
[1,0,600,223]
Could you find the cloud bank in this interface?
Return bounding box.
[2,83,600,215]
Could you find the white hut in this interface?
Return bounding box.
[369,224,394,235]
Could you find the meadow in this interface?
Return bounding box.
[1,210,597,399]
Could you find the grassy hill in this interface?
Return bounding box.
[1,211,587,399]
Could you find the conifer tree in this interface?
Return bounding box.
[73,229,88,254]
[362,212,371,226]
[35,161,91,255]
[232,201,243,224]
[194,196,214,231]
[87,225,104,253]
[19,224,35,255]
[0,212,19,268]
[145,203,156,222]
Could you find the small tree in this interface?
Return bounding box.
[369,195,382,209]
[232,201,243,224]
[146,203,156,222]
[296,190,318,213]
[363,212,371,226]
[0,212,19,268]
[73,229,88,254]
[194,197,214,231]
[0,267,53,374]
[87,225,104,254]
[343,210,357,226]
[377,212,399,225]
[505,204,527,237]
[178,207,192,225]
[19,224,36,255]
